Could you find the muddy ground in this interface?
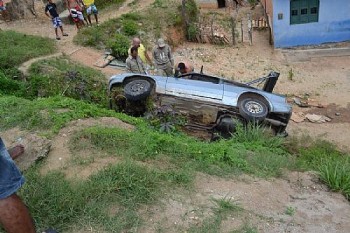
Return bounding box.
[1,0,350,232]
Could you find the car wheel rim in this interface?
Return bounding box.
[245,101,264,114]
[131,82,145,92]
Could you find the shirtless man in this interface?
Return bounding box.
[66,0,86,29]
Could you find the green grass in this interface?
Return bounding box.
[95,0,126,10]
[69,125,293,178]
[0,31,55,70]
[188,197,242,233]
[17,160,196,232]
[0,95,142,135]
[318,159,350,200]
[286,137,350,200]
[19,161,160,232]
[26,57,108,105]
[285,206,296,216]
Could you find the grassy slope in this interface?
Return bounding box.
[0,31,55,70]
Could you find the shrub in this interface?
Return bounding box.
[121,12,142,21]
[122,20,139,36]
[26,57,107,106]
[0,71,25,96]
[108,34,130,60]
[187,23,199,41]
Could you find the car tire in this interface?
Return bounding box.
[124,79,152,101]
[238,97,268,122]
[215,116,237,139]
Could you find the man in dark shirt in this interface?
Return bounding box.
[45,0,68,40]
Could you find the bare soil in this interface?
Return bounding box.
[1,1,350,232]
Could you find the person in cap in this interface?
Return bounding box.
[152,38,174,77]
[126,46,147,74]
[175,61,194,77]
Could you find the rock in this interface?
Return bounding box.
[291,112,305,123]
[15,135,51,171]
[305,114,331,123]
[335,112,341,116]
[293,97,309,107]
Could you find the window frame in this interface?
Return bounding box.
[290,0,319,25]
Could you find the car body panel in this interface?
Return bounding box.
[165,77,224,100]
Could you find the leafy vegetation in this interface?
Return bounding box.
[107,34,130,59]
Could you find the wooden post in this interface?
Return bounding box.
[248,13,252,45]
[211,14,215,40]
[231,16,236,46]
[240,20,243,43]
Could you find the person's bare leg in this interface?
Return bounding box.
[60,26,68,36]
[7,145,24,160]
[54,28,59,39]
[0,194,36,233]
[87,15,92,25]
[94,14,98,24]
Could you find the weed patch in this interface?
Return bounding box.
[188,197,242,233]
[26,57,107,105]
[318,159,350,200]
[287,138,350,200]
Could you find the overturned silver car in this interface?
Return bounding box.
[108,71,292,138]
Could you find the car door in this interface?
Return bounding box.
[165,74,224,101]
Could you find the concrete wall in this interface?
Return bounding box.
[272,0,350,47]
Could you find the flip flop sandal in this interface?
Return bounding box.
[56,37,61,40]
[63,33,68,36]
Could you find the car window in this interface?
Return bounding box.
[179,73,220,84]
